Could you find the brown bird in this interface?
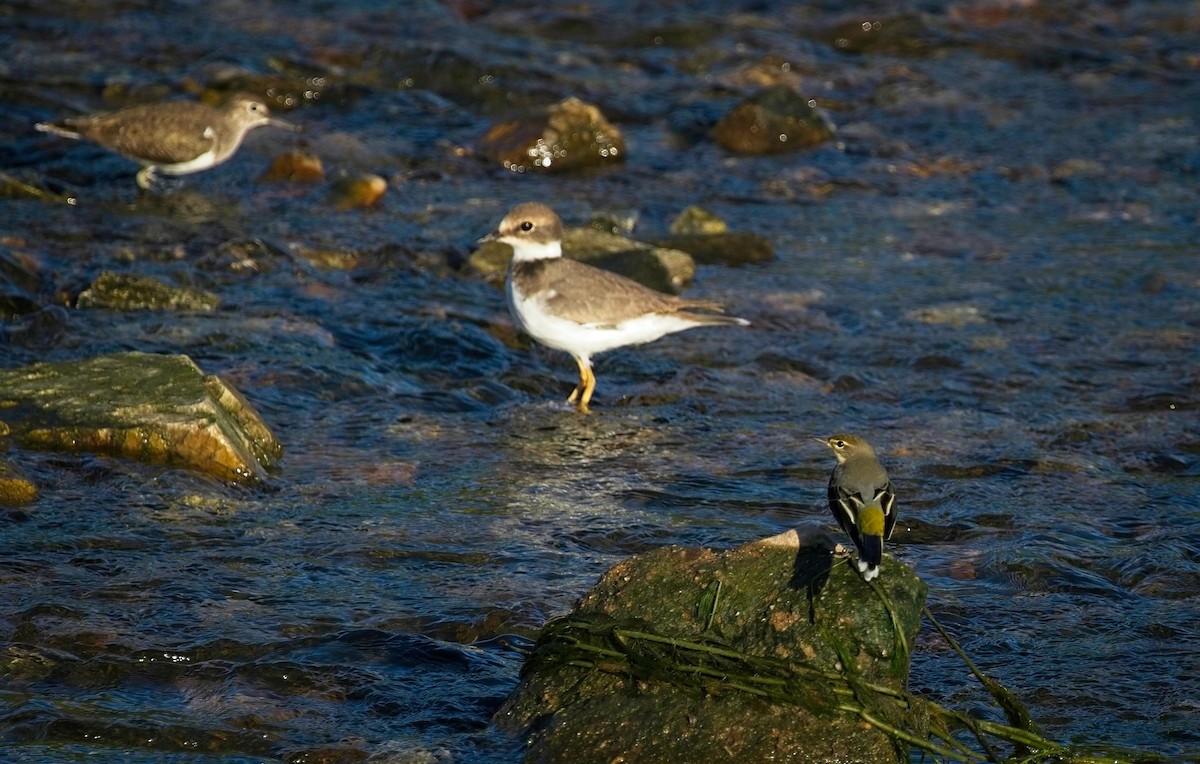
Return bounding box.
[37,95,298,189]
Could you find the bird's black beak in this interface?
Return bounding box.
[476,230,500,247]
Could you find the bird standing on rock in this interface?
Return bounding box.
[37,95,298,189]
[484,202,749,413]
[818,433,897,581]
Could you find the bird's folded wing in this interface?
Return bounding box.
[538,258,686,325]
[79,106,217,164]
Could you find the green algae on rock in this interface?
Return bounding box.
[713,86,835,155]
[76,271,220,312]
[0,352,281,484]
[480,97,626,173]
[496,530,926,763]
[0,459,38,506]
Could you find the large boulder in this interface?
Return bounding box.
[0,352,281,484]
[496,530,926,763]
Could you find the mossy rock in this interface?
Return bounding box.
[0,459,38,506]
[496,530,927,763]
[0,352,281,484]
[76,271,219,312]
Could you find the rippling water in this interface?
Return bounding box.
[2,1,1198,761]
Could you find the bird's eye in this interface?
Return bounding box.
[520,221,534,232]
[835,440,846,448]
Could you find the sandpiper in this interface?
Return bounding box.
[37,95,298,189]
[818,434,897,581]
[485,202,749,413]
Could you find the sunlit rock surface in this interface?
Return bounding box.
[76,271,220,312]
[497,530,926,763]
[0,459,38,506]
[481,97,626,173]
[0,352,281,484]
[714,85,835,155]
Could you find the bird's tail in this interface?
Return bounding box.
[856,504,886,568]
[675,305,750,327]
[858,533,883,568]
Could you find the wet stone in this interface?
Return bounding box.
[0,352,282,484]
[669,206,729,235]
[329,173,387,210]
[0,459,38,506]
[496,530,925,763]
[76,271,220,312]
[469,225,695,295]
[480,97,626,173]
[260,150,325,183]
[649,231,775,266]
[813,13,944,56]
[1,246,46,318]
[713,85,836,155]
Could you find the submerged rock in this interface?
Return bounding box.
[496,530,926,763]
[0,459,37,506]
[713,86,835,155]
[480,97,625,173]
[650,232,775,266]
[469,225,695,295]
[651,206,775,265]
[329,173,388,210]
[0,352,281,484]
[76,271,220,311]
[259,149,325,183]
[669,206,729,236]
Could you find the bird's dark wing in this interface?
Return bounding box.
[827,477,864,551]
[878,480,898,540]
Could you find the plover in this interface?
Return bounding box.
[486,202,749,412]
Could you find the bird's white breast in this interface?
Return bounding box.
[506,272,700,362]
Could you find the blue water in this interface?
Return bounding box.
[2,1,1199,761]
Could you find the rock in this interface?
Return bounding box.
[812,13,943,56]
[496,530,926,763]
[76,271,220,311]
[329,173,387,210]
[259,150,325,183]
[469,225,695,295]
[713,86,835,155]
[480,97,626,173]
[1,245,45,318]
[650,232,775,266]
[0,352,282,484]
[670,206,729,235]
[651,207,775,265]
[0,459,38,506]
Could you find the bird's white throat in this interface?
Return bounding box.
[501,236,562,263]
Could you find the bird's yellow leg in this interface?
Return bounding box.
[577,364,596,413]
[566,358,596,413]
[136,166,156,190]
[567,356,588,405]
